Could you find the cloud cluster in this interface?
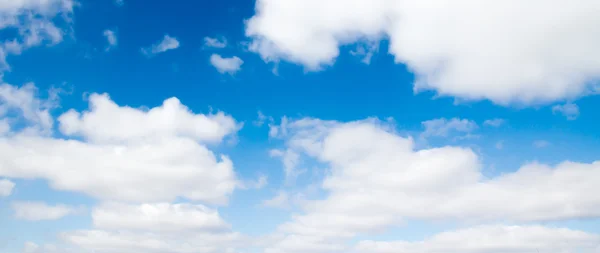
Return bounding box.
[0,0,74,71]
[264,117,600,252]
[552,102,580,120]
[246,0,600,105]
[0,81,252,252]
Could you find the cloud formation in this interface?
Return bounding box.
[141,35,180,56]
[263,117,600,252]
[246,0,600,105]
[210,54,244,74]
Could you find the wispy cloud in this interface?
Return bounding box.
[141,35,180,57]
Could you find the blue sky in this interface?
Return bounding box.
[1,0,600,252]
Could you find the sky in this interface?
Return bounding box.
[1,0,600,252]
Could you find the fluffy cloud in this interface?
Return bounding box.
[92,203,230,232]
[11,201,78,221]
[103,29,117,51]
[0,178,14,197]
[210,54,244,74]
[0,0,74,71]
[421,117,477,139]
[0,83,241,204]
[264,117,600,252]
[204,37,227,49]
[246,0,600,105]
[141,35,180,56]
[355,225,600,253]
[552,102,580,120]
[0,83,56,134]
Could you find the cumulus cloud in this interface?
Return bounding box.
[263,117,600,252]
[355,225,600,253]
[0,83,241,204]
[246,0,600,105]
[204,36,227,49]
[552,102,580,120]
[0,178,14,197]
[210,54,244,74]
[0,0,74,71]
[11,201,78,221]
[141,35,180,56]
[103,29,117,51]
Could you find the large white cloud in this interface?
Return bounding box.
[264,117,600,252]
[0,83,240,204]
[355,225,600,253]
[246,0,600,105]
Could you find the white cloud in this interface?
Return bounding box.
[141,35,180,56]
[210,54,244,75]
[254,111,273,127]
[204,37,228,49]
[483,118,505,127]
[270,149,304,184]
[263,117,600,252]
[11,201,78,221]
[533,140,551,148]
[92,203,230,232]
[552,102,580,120]
[115,0,124,6]
[0,84,241,204]
[57,93,238,144]
[246,0,600,105]
[59,202,247,253]
[0,178,15,197]
[103,30,117,51]
[355,225,600,253]
[0,82,56,134]
[421,117,478,138]
[0,0,74,71]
